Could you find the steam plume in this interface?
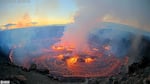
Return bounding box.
[60,0,150,52]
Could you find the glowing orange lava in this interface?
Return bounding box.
[85,57,94,63]
[57,54,64,60]
[52,43,75,51]
[12,42,129,78]
[66,56,78,67]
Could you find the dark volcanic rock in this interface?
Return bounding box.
[87,78,99,84]
[0,47,10,64]
[128,63,141,74]
[14,75,27,81]
[36,68,49,74]
[29,64,37,71]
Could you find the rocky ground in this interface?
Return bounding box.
[86,65,150,84]
[0,62,85,84]
[0,61,150,84]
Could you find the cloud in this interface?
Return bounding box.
[30,22,38,25]
[60,0,150,52]
[3,23,16,29]
[75,0,150,29]
[0,13,39,30]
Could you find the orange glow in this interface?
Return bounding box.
[36,18,74,26]
[66,47,74,51]
[66,56,78,67]
[65,44,75,51]
[85,57,94,63]
[15,13,32,28]
[57,54,64,60]
[52,43,75,51]
[52,45,65,51]
[13,39,129,77]
[1,14,74,30]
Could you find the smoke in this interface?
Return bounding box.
[0,13,38,30]
[16,13,32,28]
[60,0,150,53]
[127,34,142,65]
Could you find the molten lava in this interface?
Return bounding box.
[57,54,64,60]
[12,42,129,77]
[66,56,78,67]
[85,57,94,63]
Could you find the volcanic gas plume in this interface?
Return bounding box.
[7,0,150,78]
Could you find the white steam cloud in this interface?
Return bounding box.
[60,0,150,52]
